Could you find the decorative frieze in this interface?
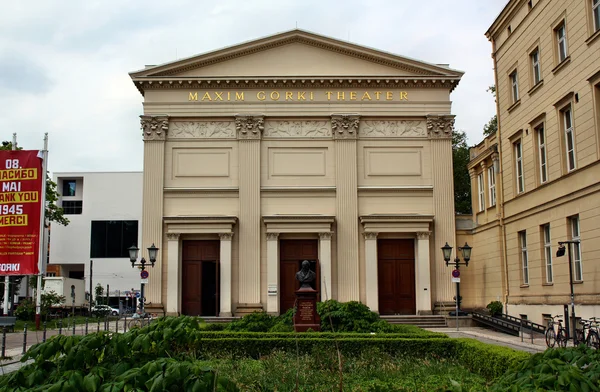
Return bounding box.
[426,115,455,139]
[169,121,236,139]
[264,120,331,138]
[359,120,426,138]
[166,232,180,241]
[331,114,360,140]
[141,115,169,141]
[235,115,265,140]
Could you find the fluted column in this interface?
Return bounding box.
[363,232,378,312]
[219,233,233,317]
[236,115,264,309]
[140,115,168,306]
[332,114,360,302]
[318,232,333,301]
[416,231,432,314]
[166,233,180,315]
[427,115,456,304]
[266,232,279,314]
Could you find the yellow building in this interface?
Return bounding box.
[129,30,465,317]
[464,0,600,324]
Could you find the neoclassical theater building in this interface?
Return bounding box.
[129,30,464,317]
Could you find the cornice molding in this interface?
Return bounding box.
[163,216,238,224]
[263,215,335,223]
[359,214,434,223]
[261,186,336,193]
[357,186,433,193]
[164,187,239,194]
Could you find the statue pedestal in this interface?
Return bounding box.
[294,287,321,332]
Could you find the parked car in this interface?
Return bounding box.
[91,305,119,317]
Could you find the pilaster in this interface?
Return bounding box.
[363,232,378,313]
[140,115,168,306]
[416,231,432,314]
[318,232,333,301]
[427,114,456,304]
[266,232,279,314]
[219,232,233,317]
[236,115,263,309]
[332,114,360,302]
[165,232,180,315]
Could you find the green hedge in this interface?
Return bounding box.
[193,330,448,340]
[453,338,531,380]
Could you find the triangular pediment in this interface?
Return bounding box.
[130,30,463,79]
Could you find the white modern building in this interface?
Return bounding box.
[48,172,143,307]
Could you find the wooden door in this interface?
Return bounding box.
[377,239,416,315]
[280,239,319,313]
[182,240,220,316]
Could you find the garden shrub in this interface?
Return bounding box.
[486,300,503,316]
[491,345,600,391]
[452,338,530,380]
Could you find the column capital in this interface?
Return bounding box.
[219,232,234,241]
[426,114,454,139]
[318,232,333,240]
[491,152,499,163]
[140,115,169,141]
[416,231,431,240]
[480,161,487,170]
[235,115,264,140]
[266,232,279,241]
[166,232,180,241]
[331,114,360,140]
[362,231,378,240]
[469,168,477,178]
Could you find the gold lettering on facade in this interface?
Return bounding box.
[227,92,231,101]
[350,91,357,100]
[257,91,266,101]
[270,91,280,100]
[186,91,407,102]
[337,92,345,100]
[375,91,382,100]
[235,92,245,101]
[297,91,306,101]
[326,91,333,100]
[201,92,212,101]
[310,92,314,101]
[386,92,394,100]
[214,91,224,101]
[362,92,372,101]
[400,91,408,100]
[189,92,198,101]
[286,91,293,101]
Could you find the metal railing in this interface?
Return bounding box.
[471,311,546,340]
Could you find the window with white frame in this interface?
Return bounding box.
[543,224,553,283]
[531,48,541,85]
[563,106,577,171]
[556,23,568,63]
[478,172,485,212]
[520,231,529,285]
[570,215,582,281]
[536,123,548,183]
[510,70,520,103]
[488,166,496,206]
[594,0,600,32]
[515,141,525,193]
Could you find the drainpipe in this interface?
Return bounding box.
[490,38,510,314]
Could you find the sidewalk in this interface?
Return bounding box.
[428,326,547,353]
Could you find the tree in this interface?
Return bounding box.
[453,130,472,215]
[0,141,69,226]
[483,85,498,136]
[95,283,105,305]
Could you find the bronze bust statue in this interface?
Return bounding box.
[295,260,316,289]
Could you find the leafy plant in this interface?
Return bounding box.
[486,301,503,316]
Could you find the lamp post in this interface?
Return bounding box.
[441,242,472,320]
[127,243,159,314]
[556,240,579,345]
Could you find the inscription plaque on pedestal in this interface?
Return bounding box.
[294,260,321,332]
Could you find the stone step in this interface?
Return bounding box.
[381,315,447,328]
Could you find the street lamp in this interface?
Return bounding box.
[441,242,472,317]
[556,240,580,345]
[128,243,159,314]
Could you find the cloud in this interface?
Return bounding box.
[0,0,507,173]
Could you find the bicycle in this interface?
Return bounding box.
[545,315,568,348]
[582,317,600,349]
[127,312,153,330]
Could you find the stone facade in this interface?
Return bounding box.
[130,29,464,317]
[464,0,600,325]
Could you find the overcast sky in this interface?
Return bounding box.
[0,0,507,173]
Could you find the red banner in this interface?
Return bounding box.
[0,150,43,275]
